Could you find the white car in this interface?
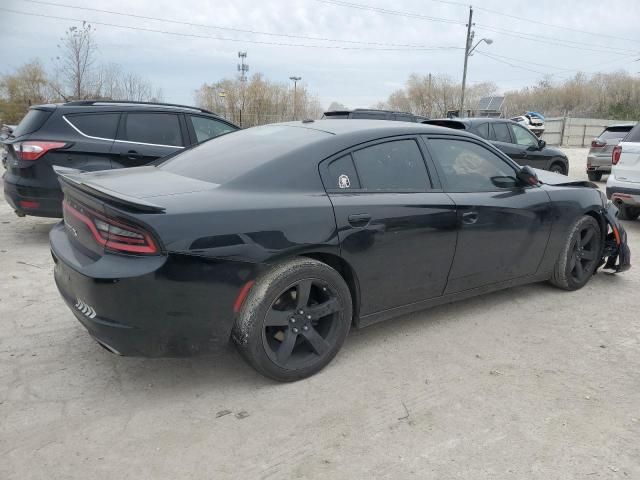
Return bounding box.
[606,123,640,220]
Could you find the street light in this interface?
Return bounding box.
[289,76,302,120]
[460,36,493,115]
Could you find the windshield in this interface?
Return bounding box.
[160,124,330,184]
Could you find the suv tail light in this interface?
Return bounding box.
[14,141,67,161]
[612,145,622,165]
[591,139,606,148]
[63,200,159,255]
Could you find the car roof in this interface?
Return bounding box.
[280,119,465,136]
[323,108,418,116]
[29,100,224,117]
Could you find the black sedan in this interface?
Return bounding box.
[50,120,630,381]
[423,118,569,175]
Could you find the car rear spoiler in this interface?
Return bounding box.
[53,166,166,213]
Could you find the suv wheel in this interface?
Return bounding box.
[617,204,640,221]
[549,163,566,175]
[587,171,603,182]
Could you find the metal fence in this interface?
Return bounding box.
[541,117,636,147]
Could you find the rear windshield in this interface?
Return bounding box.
[600,126,634,140]
[159,124,330,184]
[12,108,52,137]
[623,123,640,143]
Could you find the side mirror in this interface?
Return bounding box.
[491,176,519,189]
[516,165,539,186]
[538,139,546,149]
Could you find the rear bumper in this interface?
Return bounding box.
[50,221,260,357]
[586,154,611,172]
[3,175,63,217]
[606,175,640,208]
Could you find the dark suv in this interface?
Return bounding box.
[423,118,569,175]
[323,108,429,122]
[2,100,238,218]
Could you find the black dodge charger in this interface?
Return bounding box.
[50,120,630,381]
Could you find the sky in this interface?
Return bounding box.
[1,0,639,109]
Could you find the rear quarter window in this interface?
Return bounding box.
[12,109,52,137]
[66,113,120,139]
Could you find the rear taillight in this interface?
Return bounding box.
[63,200,159,255]
[612,145,622,165]
[14,141,66,161]
[591,139,606,148]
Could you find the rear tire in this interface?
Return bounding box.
[587,171,603,182]
[617,204,640,221]
[232,258,352,382]
[550,215,602,291]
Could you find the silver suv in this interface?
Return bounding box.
[587,124,635,181]
[606,123,640,220]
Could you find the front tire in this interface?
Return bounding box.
[550,215,602,291]
[233,258,352,382]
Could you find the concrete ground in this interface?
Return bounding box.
[1,148,639,479]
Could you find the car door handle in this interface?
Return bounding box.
[348,213,371,227]
[124,150,142,160]
[462,211,479,225]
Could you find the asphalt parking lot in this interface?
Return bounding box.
[1,147,639,479]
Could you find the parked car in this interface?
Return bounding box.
[423,118,569,174]
[587,124,635,181]
[2,100,239,218]
[606,122,640,220]
[1,124,17,169]
[323,108,428,122]
[51,120,630,381]
[511,112,545,137]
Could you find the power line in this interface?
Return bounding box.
[0,7,462,52]
[16,0,455,50]
[425,0,640,44]
[313,0,640,55]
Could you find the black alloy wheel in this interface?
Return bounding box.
[550,163,566,175]
[262,278,342,370]
[568,223,599,283]
[233,258,352,381]
[550,215,602,291]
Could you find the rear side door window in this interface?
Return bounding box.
[351,139,430,192]
[426,137,517,192]
[490,122,512,143]
[123,113,183,146]
[325,154,361,190]
[189,115,237,143]
[66,113,120,139]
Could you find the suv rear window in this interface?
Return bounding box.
[67,113,120,139]
[600,126,634,140]
[624,124,640,143]
[12,109,52,137]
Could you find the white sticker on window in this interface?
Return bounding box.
[338,174,351,189]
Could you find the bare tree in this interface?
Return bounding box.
[55,22,97,99]
[0,60,50,122]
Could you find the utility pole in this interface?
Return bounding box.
[460,6,473,116]
[289,76,301,120]
[237,52,249,126]
[428,72,432,118]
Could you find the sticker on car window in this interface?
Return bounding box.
[338,174,351,189]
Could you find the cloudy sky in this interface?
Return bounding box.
[1,0,639,109]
